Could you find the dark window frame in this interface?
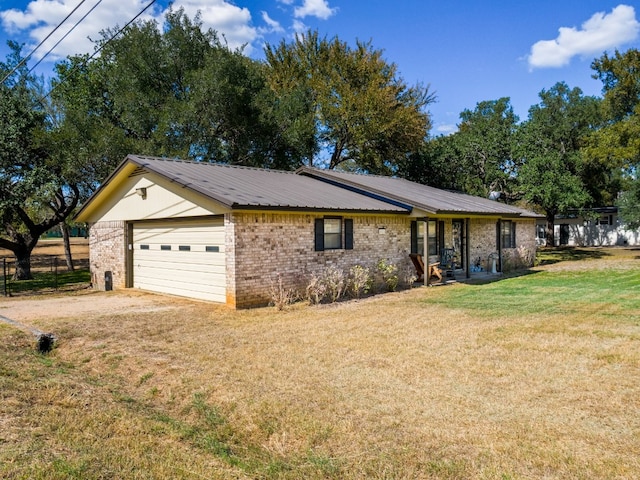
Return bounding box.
[314,217,354,251]
[498,220,517,249]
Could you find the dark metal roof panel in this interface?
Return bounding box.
[298,167,541,218]
[128,155,408,213]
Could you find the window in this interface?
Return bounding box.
[411,220,441,256]
[179,245,191,251]
[140,244,149,250]
[206,246,220,253]
[160,245,172,251]
[498,220,516,249]
[314,217,353,251]
[324,218,342,249]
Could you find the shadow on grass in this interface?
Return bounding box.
[536,247,610,266]
[462,268,541,286]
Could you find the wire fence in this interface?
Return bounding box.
[2,255,90,297]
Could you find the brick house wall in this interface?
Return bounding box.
[229,212,414,308]
[468,218,536,272]
[88,221,127,290]
[87,214,537,308]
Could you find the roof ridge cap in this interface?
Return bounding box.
[129,155,296,175]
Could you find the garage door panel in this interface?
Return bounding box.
[134,283,226,302]
[135,253,225,268]
[134,268,224,285]
[133,219,226,303]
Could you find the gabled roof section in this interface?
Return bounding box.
[76,155,409,220]
[297,166,541,218]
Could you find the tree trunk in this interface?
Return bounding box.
[13,249,33,280]
[546,213,556,247]
[61,223,75,271]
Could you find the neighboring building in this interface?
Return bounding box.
[76,155,541,308]
[536,207,639,247]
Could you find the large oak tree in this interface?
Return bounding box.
[264,30,434,174]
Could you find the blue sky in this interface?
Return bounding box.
[1,0,639,135]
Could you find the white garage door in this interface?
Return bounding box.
[132,218,225,302]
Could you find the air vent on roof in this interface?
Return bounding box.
[129,167,148,178]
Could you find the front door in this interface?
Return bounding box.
[452,220,465,270]
[560,224,570,245]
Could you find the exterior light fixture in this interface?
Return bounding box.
[135,187,147,199]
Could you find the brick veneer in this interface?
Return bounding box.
[88,221,127,290]
[468,218,537,272]
[228,212,413,308]
[88,214,537,308]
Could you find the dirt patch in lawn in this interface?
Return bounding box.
[0,290,182,325]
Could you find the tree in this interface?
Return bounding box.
[264,30,434,174]
[515,82,601,246]
[397,134,465,191]
[452,97,519,199]
[588,49,640,225]
[0,43,80,279]
[54,9,290,171]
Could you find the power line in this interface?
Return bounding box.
[28,0,106,76]
[41,0,160,103]
[1,0,92,84]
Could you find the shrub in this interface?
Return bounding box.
[401,263,418,288]
[268,274,298,310]
[376,258,399,292]
[322,265,346,303]
[348,265,372,299]
[306,273,327,305]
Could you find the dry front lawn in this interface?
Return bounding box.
[1,247,639,479]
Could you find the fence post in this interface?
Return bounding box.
[53,256,58,290]
[2,258,6,296]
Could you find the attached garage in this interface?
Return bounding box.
[132,218,225,302]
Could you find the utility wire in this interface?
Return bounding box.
[41,0,160,103]
[1,0,91,84]
[28,0,105,76]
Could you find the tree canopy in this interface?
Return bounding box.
[0,43,80,279]
[514,82,603,245]
[264,30,434,174]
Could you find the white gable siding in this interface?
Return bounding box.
[91,173,230,223]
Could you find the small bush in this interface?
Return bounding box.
[268,274,298,310]
[376,258,399,292]
[348,265,372,298]
[306,273,327,305]
[322,265,346,303]
[401,263,418,288]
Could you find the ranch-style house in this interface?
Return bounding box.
[75,155,540,308]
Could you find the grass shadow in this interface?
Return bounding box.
[536,247,610,266]
[463,268,541,286]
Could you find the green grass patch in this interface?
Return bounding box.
[424,268,640,321]
[4,269,90,294]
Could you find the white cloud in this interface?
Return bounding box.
[435,123,457,136]
[294,0,337,20]
[260,11,284,34]
[292,19,307,34]
[176,0,257,52]
[0,0,260,61]
[0,0,161,60]
[528,4,640,69]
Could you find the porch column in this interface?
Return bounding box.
[424,218,429,286]
[465,218,470,279]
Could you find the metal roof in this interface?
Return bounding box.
[123,155,408,213]
[297,167,541,218]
